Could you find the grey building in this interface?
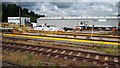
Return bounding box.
[37,16,119,29]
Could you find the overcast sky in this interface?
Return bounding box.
[2,0,120,17]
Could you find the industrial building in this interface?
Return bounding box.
[37,16,119,29]
[8,17,30,25]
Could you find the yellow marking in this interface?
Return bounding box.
[3,34,119,45]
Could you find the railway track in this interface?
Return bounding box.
[2,33,119,43]
[2,35,119,49]
[7,33,120,43]
[61,33,120,39]
[2,61,57,66]
[25,30,120,39]
[2,41,120,66]
[2,61,23,67]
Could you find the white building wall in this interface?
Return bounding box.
[84,19,118,27]
[8,17,20,24]
[8,17,30,25]
[37,17,118,28]
[37,19,79,28]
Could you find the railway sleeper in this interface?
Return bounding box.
[12,44,16,47]
[95,55,99,59]
[47,54,51,57]
[39,53,43,55]
[31,51,35,54]
[61,50,66,54]
[86,54,90,58]
[76,53,81,56]
[72,58,77,61]
[53,50,58,53]
[46,49,52,52]
[16,45,22,47]
[33,47,39,50]
[25,51,29,53]
[17,50,21,52]
[11,49,15,52]
[68,51,73,55]
[26,46,32,49]
[103,63,108,66]
[55,55,59,58]
[104,56,108,61]
[114,57,118,62]
[22,46,27,48]
[39,48,44,51]
[64,56,68,59]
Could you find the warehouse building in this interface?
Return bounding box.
[8,17,30,25]
[37,16,119,30]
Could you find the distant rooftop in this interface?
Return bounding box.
[38,16,120,19]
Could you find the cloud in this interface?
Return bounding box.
[1,0,120,2]
[3,2,36,7]
[3,2,37,11]
[2,2,119,16]
[18,2,36,7]
[32,2,118,16]
[50,2,73,8]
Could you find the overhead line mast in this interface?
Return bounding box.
[19,0,21,25]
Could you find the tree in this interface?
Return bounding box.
[2,3,45,22]
[2,4,7,22]
[22,8,29,17]
[6,4,20,17]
